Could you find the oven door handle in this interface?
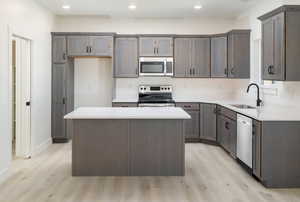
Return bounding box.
[138,103,175,107]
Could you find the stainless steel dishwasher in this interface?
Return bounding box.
[237,114,253,168]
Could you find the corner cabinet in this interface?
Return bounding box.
[67,35,113,57]
[211,36,228,78]
[200,104,217,141]
[139,37,173,57]
[114,37,138,78]
[174,37,210,78]
[227,30,250,79]
[176,103,200,141]
[259,5,300,81]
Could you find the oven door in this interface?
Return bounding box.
[139,58,166,76]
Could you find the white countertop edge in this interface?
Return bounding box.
[111,99,300,121]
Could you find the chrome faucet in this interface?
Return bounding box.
[246,83,262,107]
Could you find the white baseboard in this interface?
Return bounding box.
[31,138,52,157]
[0,167,9,185]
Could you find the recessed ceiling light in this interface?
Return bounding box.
[128,4,137,10]
[194,5,202,10]
[62,5,71,10]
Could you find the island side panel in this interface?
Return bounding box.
[129,119,185,176]
[72,119,130,176]
[261,121,300,188]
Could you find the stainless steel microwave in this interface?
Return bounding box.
[139,57,173,77]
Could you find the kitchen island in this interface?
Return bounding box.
[64,107,190,176]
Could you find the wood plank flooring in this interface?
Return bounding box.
[1,142,300,202]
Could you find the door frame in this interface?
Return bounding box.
[8,25,33,159]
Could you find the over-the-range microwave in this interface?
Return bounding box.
[139,57,173,77]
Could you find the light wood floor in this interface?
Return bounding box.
[1,143,300,202]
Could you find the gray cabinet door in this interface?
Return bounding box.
[228,33,250,78]
[273,13,285,80]
[228,118,237,158]
[139,37,156,56]
[174,38,190,77]
[200,104,217,141]
[211,36,228,78]
[252,120,262,179]
[156,38,173,57]
[67,36,90,56]
[192,38,210,77]
[185,110,200,139]
[262,18,275,80]
[114,38,138,78]
[52,36,67,64]
[89,36,113,57]
[217,115,230,150]
[52,64,66,139]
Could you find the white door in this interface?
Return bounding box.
[14,37,31,158]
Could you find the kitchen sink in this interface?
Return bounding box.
[231,104,256,109]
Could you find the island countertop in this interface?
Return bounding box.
[64,107,191,120]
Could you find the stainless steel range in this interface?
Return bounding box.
[138,85,175,107]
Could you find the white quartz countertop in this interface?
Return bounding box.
[64,107,191,120]
[112,98,300,121]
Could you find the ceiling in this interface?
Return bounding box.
[36,0,258,19]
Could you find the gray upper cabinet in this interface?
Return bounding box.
[89,36,113,56]
[174,37,210,78]
[192,38,211,77]
[139,37,173,57]
[200,104,217,141]
[114,37,138,78]
[211,36,227,78]
[52,36,67,64]
[174,38,190,77]
[67,35,113,57]
[67,36,90,56]
[259,5,300,81]
[227,30,250,79]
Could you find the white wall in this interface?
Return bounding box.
[74,58,112,108]
[54,16,238,34]
[0,0,54,181]
[233,0,300,108]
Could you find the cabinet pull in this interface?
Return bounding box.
[184,105,192,108]
[153,48,156,55]
[224,68,228,75]
[63,53,66,60]
[267,65,275,75]
[90,46,92,53]
[62,97,66,105]
[189,69,192,75]
[86,46,89,53]
[225,122,230,130]
[231,67,235,75]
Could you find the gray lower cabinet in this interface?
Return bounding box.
[211,36,228,78]
[200,104,217,141]
[252,119,262,180]
[174,38,210,78]
[227,30,250,78]
[217,106,237,158]
[176,103,200,141]
[52,35,67,64]
[114,37,138,78]
[139,37,173,57]
[112,102,138,107]
[67,35,113,57]
[259,6,300,81]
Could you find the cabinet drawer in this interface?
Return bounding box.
[176,103,200,110]
[218,106,237,121]
[112,103,137,107]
